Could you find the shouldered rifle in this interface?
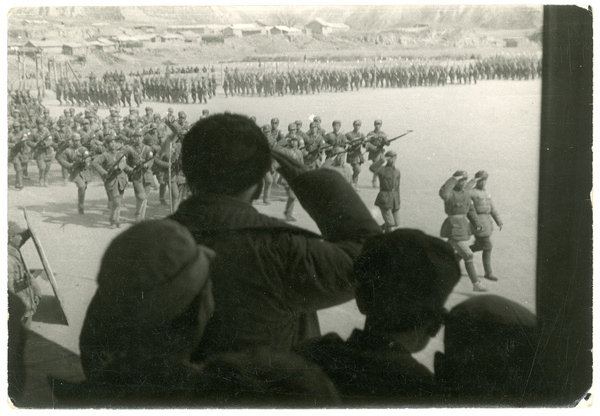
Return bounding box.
[104,152,126,183]
[363,130,413,155]
[164,119,186,142]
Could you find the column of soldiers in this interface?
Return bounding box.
[8,96,195,228]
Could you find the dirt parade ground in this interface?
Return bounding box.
[6,79,541,407]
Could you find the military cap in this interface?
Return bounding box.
[129,108,136,113]
[57,119,65,127]
[453,170,468,180]
[332,120,341,126]
[271,117,279,124]
[353,119,362,126]
[384,150,397,158]
[146,123,157,131]
[72,133,82,141]
[309,122,317,128]
[288,123,297,131]
[295,120,303,126]
[145,106,153,112]
[102,119,109,124]
[105,134,117,143]
[12,121,21,128]
[374,119,383,125]
[153,113,162,120]
[8,221,27,238]
[36,118,44,125]
[261,124,271,133]
[167,107,174,113]
[202,109,209,115]
[435,295,538,398]
[313,116,321,122]
[354,229,461,332]
[475,170,489,180]
[133,128,143,136]
[43,108,50,114]
[79,220,216,380]
[63,109,70,114]
[84,108,91,114]
[82,119,90,124]
[178,111,187,118]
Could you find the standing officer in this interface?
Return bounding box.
[366,119,389,188]
[280,135,304,222]
[345,120,366,189]
[374,150,401,233]
[469,170,504,282]
[57,134,91,214]
[92,135,139,228]
[439,171,487,292]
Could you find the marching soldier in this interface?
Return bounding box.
[439,171,487,292]
[345,120,366,189]
[280,135,303,222]
[324,120,347,159]
[9,132,32,190]
[374,150,401,233]
[469,170,504,282]
[28,127,54,187]
[302,121,326,170]
[57,134,92,214]
[268,117,286,145]
[92,135,139,228]
[365,119,389,188]
[128,129,155,222]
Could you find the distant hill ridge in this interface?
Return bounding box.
[10,5,543,30]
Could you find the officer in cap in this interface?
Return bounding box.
[312,116,326,136]
[175,111,189,131]
[469,170,503,282]
[439,170,487,292]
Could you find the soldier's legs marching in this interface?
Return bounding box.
[61,166,69,185]
[284,186,296,222]
[132,179,149,222]
[350,162,361,188]
[22,161,29,180]
[13,163,23,189]
[470,236,497,281]
[448,239,488,292]
[76,184,87,214]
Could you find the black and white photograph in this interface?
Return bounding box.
[3,2,593,409]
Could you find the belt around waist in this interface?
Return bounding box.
[447,214,467,218]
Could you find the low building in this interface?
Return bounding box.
[177,30,202,43]
[223,24,266,37]
[23,39,64,54]
[158,33,185,43]
[202,34,225,44]
[305,18,350,36]
[270,26,301,37]
[62,42,88,56]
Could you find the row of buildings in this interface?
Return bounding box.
[8,18,351,57]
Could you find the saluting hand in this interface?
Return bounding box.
[271,149,308,181]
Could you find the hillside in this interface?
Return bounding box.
[9,5,543,30]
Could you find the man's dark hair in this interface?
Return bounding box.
[182,113,271,196]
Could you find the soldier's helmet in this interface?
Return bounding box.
[13,121,21,128]
[353,119,362,126]
[313,116,321,123]
[309,122,317,128]
[384,150,397,158]
[295,120,303,127]
[145,107,153,113]
[288,123,297,131]
[72,133,81,142]
[36,118,44,125]
[63,109,70,115]
[475,170,489,180]
[332,120,341,127]
[102,119,109,125]
[134,128,143,137]
[82,119,90,125]
[178,111,187,119]
[374,119,383,125]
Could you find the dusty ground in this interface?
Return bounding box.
[7,79,541,407]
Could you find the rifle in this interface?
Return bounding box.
[164,119,186,142]
[362,130,413,155]
[127,151,155,181]
[104,152,127,183]
[68,150,90,181]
